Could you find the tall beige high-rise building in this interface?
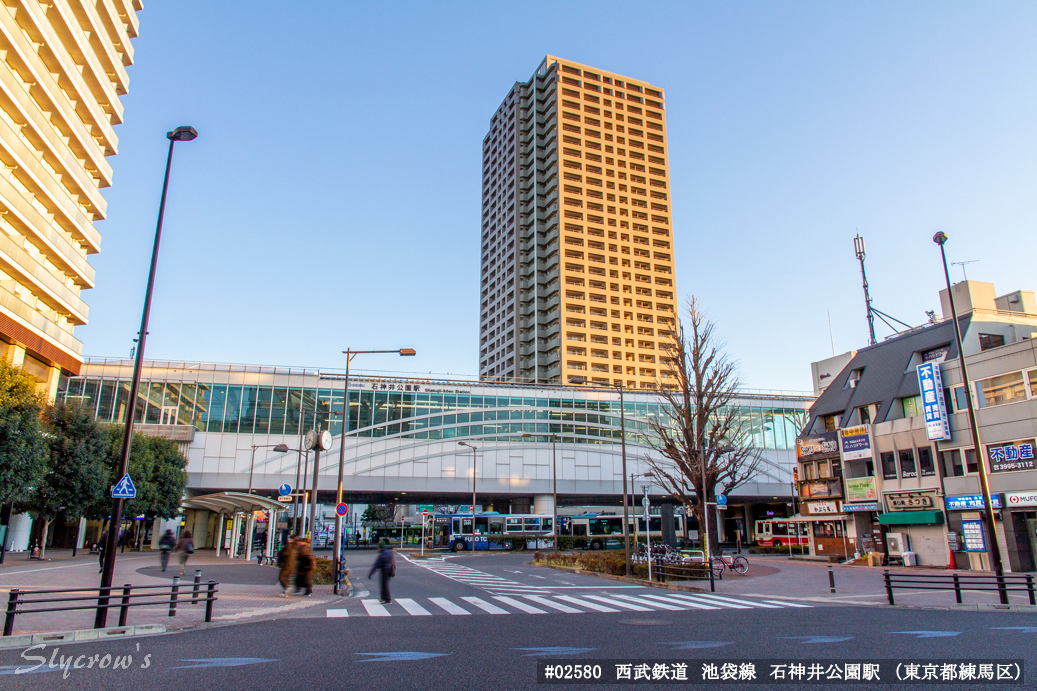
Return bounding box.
[0,0,140,400]
[480,56,678,390]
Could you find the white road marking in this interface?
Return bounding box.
[396,598,432,616]
[461,596,511,614]
[555,595,620,612]
[582,594,653,611]
[610,594,684,611]
[362,599,391,617]
[494,595,547,614]
[693,593,782,609]
[522,595,583,613]
[429,597,470,615]
[326,609,349,618]
[639,593,719,610]
[763,599,813,608]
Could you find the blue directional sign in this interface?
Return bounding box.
[111,473,136,499]
[278,483,292,497]
[716,494,728,506]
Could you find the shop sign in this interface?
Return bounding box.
[1004,491,1037,508]
[796,432,839,460]
[802,481,832,498]
[916,362,951,441]
[961,519,986,552]
[844,476,877,502]
[945,494,1003,511]
[840,425,873,460]
[806,501,840,515]
[843,502,879,512]
[885,492,935,511]
[986,439,1036,473]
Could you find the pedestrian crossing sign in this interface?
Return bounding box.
[112,473,136,499]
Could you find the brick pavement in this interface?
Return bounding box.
[711,555,1037,608]
[0,549,335,636]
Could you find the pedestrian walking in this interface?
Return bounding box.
[175,530,194,575]
[368,540,396,604]
[277,538,297,597]
[96,530,108,573]
[158,529,176,572]
[295,538,315,596]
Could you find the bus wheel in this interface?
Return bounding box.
[590,539,604,550]
[772,540,782,548]
[451,540,467,552]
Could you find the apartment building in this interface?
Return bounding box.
[0,0,141,399]
[479,56,678,390]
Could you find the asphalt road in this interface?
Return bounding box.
[2,551,1035,690]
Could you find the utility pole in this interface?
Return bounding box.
[854,234,877,346]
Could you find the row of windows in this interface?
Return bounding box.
[56,377,808,450]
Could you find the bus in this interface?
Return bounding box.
[435,513,555,552]
[754,518,809,547]
[562,512,688,550]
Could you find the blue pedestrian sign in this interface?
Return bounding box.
[716,494,728,506]
[111,473,136,499]
[278,484,292,497]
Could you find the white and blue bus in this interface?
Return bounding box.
[435,512,554,551]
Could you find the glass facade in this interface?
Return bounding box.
[56,371,809,450]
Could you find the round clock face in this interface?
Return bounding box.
[303,430,318,450]
[319,430,333,451]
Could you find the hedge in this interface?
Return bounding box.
[749,544,809,555]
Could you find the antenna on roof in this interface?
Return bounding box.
[951,260,979,281]
[853,233,877,346]
[853,233,915,345]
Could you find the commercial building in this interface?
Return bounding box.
[0,0,141,399]
[479,56,677,389]
[799,280,1037,571]
[1,357,812,552]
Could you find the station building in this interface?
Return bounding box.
[0,357,812,552]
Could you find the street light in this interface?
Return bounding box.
[458,441,478,549]
[522,432,559,548]
[332,347,415,595]
[933,232,1008,604]
[568,376,631,576]
[96,126,197,629]
[248,443,291,495]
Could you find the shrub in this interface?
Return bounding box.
[533,551,707,581]
[749,544,809,555]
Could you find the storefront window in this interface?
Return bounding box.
[899,449,917,478]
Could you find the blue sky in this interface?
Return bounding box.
[79,1,1037,392]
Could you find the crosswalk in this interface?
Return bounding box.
[409,557,546,594]
[325,592,811,618]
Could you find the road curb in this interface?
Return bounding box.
[0,624,166,650]
[532,562,706,593]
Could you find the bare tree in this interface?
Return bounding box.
[642,297,764,556]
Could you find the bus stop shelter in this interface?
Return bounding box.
[182,492,285,561]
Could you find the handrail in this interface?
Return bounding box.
[883,570,1035,606]
[4,577,219,636]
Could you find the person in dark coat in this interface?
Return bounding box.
[277,538,297,597]
[97,530,108,573]
[175,530,194,576]
[368,540,395,604]
[294,538,315,596]
[158,529,176,572]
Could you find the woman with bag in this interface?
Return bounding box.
[294,538,315,596]
[277,537,297,597]
[175,530,194,576]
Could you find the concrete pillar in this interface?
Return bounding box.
[230,515,241,559]
[76,517,88,550]
[245,514,254,562]
[215,514,224,557]
[532,494,554,515]
[3,513,32,551]
[266,512,277,557]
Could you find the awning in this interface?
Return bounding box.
[878,510,944,526]
[182,491,286,515]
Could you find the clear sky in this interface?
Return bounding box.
[79,1,1037,392]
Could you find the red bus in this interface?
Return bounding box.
[754,518,809,547]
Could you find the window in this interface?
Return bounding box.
[857,405,872,425]
[902,395,923,418]
[976,371,1027,408]
[822,414,839,432]
[941,449,964,477]
[979,333,1006,351]
[1029,369,1037,398]
[953,386,969,412]
[965,448,979,474]
[899,449,917,478]
[881,452,897,480]
[918,446,936,476]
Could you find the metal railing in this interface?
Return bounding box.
[883,570,1035,606]
[4,574,219,636]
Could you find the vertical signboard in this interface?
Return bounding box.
[961,519,986,552]
[840,425,873,460]
[916,362,951,441]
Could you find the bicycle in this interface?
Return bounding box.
[709,553,749,576]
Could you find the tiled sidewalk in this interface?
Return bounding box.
[0,550,334,635]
